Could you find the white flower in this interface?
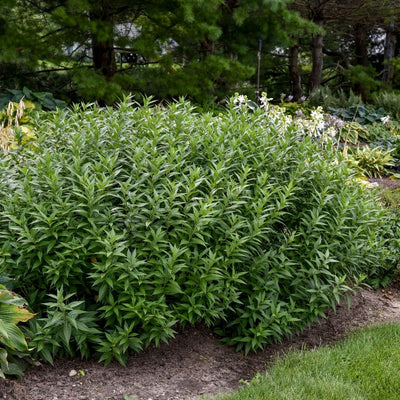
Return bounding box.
[260,93,273,108]
[326,127,337,137]
[233,94,247,105]
[300,96,307,102]
[381,115,390,124]
[295,109,303,117]
[287,95,293,101]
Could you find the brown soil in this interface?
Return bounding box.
[2,285,400,400]
[369,177,400,190]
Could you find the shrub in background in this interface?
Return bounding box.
[0,97,395,361]
[0,87,65,111]
[308,87,361,110]
[373,91,400,121]
[343,65,381,101]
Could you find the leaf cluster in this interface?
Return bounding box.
[0,284,34,378]
[373,91,400,121]
[0,97,395,361]
[348,145,395,178]
[0,87,66,111]
[328,104,385,126]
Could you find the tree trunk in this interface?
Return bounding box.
[200,39,215,59]
[354,24,368,67]
[288,38,302,101]
[309,20,324,93]
[383,20,396,86]
[90,4,116,81]
[92,37,117,80]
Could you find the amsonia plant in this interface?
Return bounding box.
[0,96,395,360]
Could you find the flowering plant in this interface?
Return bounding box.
[232,93,341,144]
[0,100,36,153]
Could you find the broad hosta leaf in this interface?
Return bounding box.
[0,320,29,352]
[0,348,8,370]
[0,303,35,324]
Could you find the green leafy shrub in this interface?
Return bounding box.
[343,65,381,100]
[24,287,101,365]
[0,87,65,111]
[0,284,35,378]
[347,145,395,178]
[308,87,361,110]
[376,188,400,286]
[0,97,395,360]
[328,104,385,126]
[372,91,400,121]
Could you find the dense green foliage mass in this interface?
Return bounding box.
[0,99,395,363]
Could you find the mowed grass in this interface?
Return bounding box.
[220,323,400,400]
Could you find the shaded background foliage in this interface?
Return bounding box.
[1,0,400,104]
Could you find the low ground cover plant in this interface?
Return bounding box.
[347,146,395,178]
[0,97,396,363]
[328,103,385,126]
[220,323,400,400]
[0,87,65,111]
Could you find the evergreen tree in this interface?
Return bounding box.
[0,0,302,103]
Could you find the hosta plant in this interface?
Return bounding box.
[348,145,395,178]
[339,121,369,144]
[328,103,385,125]
[0,284,35,378]
[0,87,65,111]
[0,96,395,360]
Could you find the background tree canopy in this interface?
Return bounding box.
[0,0,400,104]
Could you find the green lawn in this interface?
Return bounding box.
[220,323,400,400]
